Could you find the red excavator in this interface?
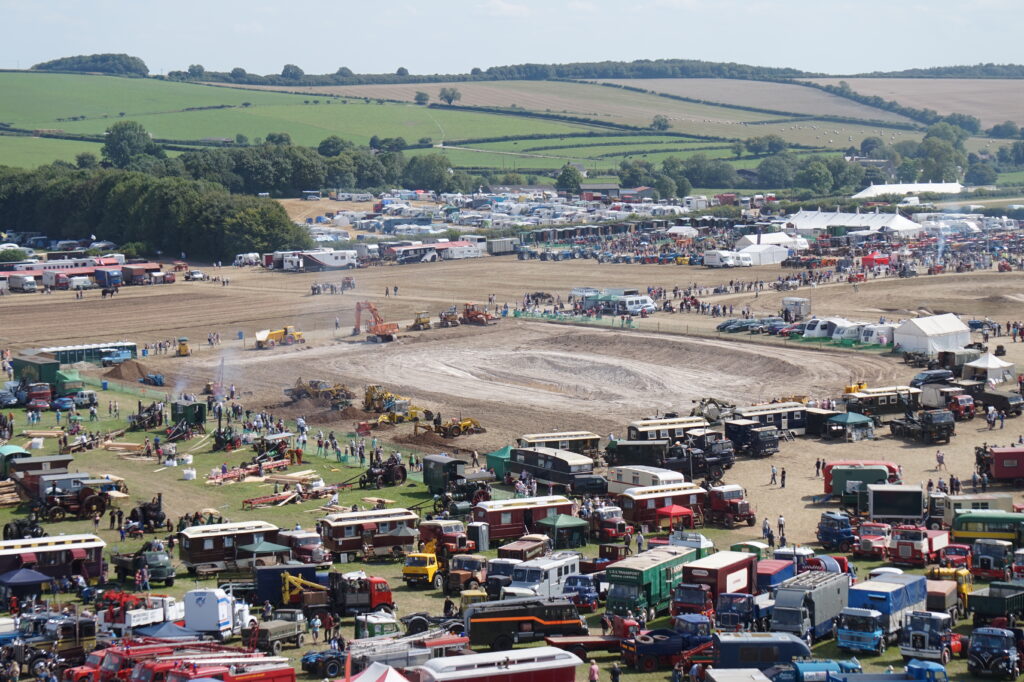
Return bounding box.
[353,301,399,342]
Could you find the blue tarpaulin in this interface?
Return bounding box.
[134,621,198,638]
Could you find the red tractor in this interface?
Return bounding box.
[705,484,756,528]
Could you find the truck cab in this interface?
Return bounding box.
[968,627,1024,678]
[816,512,855,552]
[561,572,606,612]
[891,525,948,567]
[899,610,964,663]
[484,558,521,599]
[716,592,773,632]
[836,606,885,654]
[972,538,1014,581]
[852,522,892,560]
[936,542,971,569]
[707,484,757,528]
[445,553,487,595]
[419,520,475,556]
[403,553,441,589]
[589,506,633,542]
[671,583,714,619]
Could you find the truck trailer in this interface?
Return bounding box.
[770,571,849,645]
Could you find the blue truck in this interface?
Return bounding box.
[968,627,1024,678]
[620,614,713,672]
[94,268,122,288]
[817,511,856,552]
[771,571,849,646]
[717,592,774,632]
[837,573,927,655]
[765,659,863,682]
[823,659,948,682]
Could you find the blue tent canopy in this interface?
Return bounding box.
[0,568,52,587]
[134,621,198,638]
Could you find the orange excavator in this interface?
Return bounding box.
[353,301,399,342]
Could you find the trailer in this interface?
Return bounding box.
[605,546,695,621]
[889,410,955,444]
[823,461,900,495]
[771,571,849,646]
[680,551,758,604]
[865,485,925,524]
[836,574,926,654]
[723,420,779,457]
[969,581,1024,626]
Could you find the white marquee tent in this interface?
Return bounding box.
[963,353,1016,385]
[893,314,970,354]
[738,243,789,265]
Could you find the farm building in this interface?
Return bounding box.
[852,182,963,200]
[579,183,620,199]
[784,210,919,235]
[738,244,790,266]
[734,232,809,251]
[893,314,970,354]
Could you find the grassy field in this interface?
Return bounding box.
[806,77,1024,128]
[599,78,915,124]
[219,80,779,128]
[998,169,1024,186]
[0,135,104,167]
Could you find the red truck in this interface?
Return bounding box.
[939,543,972,569]
[705,485,757,528]
[588,506,634,542]
[165,660,292,682]
[418,520,476,556]
[579,544,631,574]
[890,526,949,567]
[69,643,257,682]
[852,522,892,560]
[276,529,331,565]
[675,551,757,615]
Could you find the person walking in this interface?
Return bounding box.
[588,660,600,682]
[935,450,946,471]
[762,517,770,539]
[814,458,822,478]
[623,530,632,553]
[310,614,322,643]
[636,530,645,554]
[769,465,777,485]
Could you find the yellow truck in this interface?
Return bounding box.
[255,326,305,349]
[403,552,442,589]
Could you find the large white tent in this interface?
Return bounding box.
[735,232,809,250]
[738,243,789,265]
[893,314,970,354]
[963,353,1016,385]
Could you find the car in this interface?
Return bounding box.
[749,317,785,334]
[909,369,954,389]
[89,241,116,250]
[28,399,50,411]
[779,322,807,338]
[765,320,790,335]
[715,319,741,332]
[724,319,760,333]
[0,391,18,407]
[185,270,207,281]
[51,397,75,411]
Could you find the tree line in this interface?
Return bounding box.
[31,53,149,76]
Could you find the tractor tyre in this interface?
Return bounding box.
[423,410,434,421]
[640,656,658,673]
[323,660,342,678]
[449,425,462,437]
[394,466,408,485]
[285,335,295,345]
[709,465,724,483]
[83,495,105,516]
[48,506,67,522]
[376,475,384,489]
[493,635,513,651]
[746,515,756,526]
[940,647,951,665]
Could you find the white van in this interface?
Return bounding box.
[704,250,737,268]
[72,390,98,407]
[68,276,92,290]
[621,296,656,315]
[735,253,753,267]
[501,552,581,599]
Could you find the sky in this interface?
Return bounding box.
[1,0,1022,77]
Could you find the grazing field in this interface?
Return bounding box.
[807,77,1024,127]
[600,78,915,123]
[0,135,104,167]
[220,80,779,127]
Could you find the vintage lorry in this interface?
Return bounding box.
[771,571,849,646]
[898,610,966,663]
[889,526,949,567]
[241,609,307,654]
[970,581,1024,627]
[836,574,927,654]
[110,547,176,587]
[889,410,955,444]
[606,546,695,621]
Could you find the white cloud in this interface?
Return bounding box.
[482,0,532,17]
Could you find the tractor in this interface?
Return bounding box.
[37,481,126,522]
[414,416,486,438]
[459,303,498,326]
[127,493,167,532]
[436,308,460,328]
[3,517,46,540]
[359,462,408,489]
[407,312,432,332]
[176,338,192,357]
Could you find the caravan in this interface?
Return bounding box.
[803,317,850,339]
[833,322,870,343]
[861,324,897,346]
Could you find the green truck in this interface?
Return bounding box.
[969,581,1024,627]
[830,465,891,507]
[606,546,695,622]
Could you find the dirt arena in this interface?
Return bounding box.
[4,258,1024,544]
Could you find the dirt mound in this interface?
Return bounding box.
[392,430,474,455]
[104,359,151,382]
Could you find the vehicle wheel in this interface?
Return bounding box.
[323,660,342,677]
[433,574,444,590]
[271,640,283,655]
[572,646,589,661]
[493,635,513,651]
[805,632,813,649]
[376,604,394,614]
[724,514,735,529]
[636,635,654,645]
[877,639,886,655]
[940,647,951,664]
[407,617,429,635]
[929,521,942,530]
[839,541,851,553]
[746,515,756,526]
[165,577,175,587]
[449,425,462,437]
[295,633,305,647]
[640,656,658,673]
[48,506,67,522]
[709,465,724,482]
[30,657,49,676]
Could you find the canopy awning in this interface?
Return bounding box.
[0,567,52,587]
[828,412,873,425]
[656,504,693,519]
[237,540,290,554]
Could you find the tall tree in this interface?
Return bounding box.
[414,91,430,105]
[281,64,304,80]
[650,115,671,131]
[101,121,165,168]
[555,165,583,193]
[438,87,462,106]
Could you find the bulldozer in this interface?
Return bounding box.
[364,386,432,423]
[414,416,486,438]
[285,378,355,409]
[459,303,498,326]
[354,301,398,343]
[176,337,192,357]
[407,312,432,332]
[255,325,306,349]
[435,307,460,328]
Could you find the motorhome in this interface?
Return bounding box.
[282,249,358,271]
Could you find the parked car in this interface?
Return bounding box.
[749,318,785,334]
[0,391,18,407]
[780,322,808,338]
[910,369,954,389]
[185,270,207,281]
[28,399,50,411]
[715,319,741,332]
[51,397,75,411]
[89,241,116,250]
[724,320,761,333]
[765,321,790,335]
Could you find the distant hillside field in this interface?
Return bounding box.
[806,78,1024,127]
[0,135,104,167]
[598,78,915,124]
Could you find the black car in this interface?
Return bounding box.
[909,369,954,388]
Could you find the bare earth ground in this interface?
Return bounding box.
[3,260,1024,559]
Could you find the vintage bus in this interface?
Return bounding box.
[607,466,686,495]
[626,416,709,442]
[950,510,1024,547]
[316,508,419,556]
[472,496,575,542]
[617,483,707,526]
[515,432,601,455]
[0,533,106,583]
[733,402,807,436]
[505,447,594,491]
[844,386,922,419]
[178,521,281,572]
[928,492,1015,529]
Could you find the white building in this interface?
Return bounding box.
[738,244,790,266]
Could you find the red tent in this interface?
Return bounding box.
[862,252,890,268]
[656,504,693,529]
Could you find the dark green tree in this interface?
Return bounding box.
[101,121,165,168]
[317,135,350,157]
[403,154,453,192]
[438,87,462,105]
[230,67,247,80]
[187,64,205,79]
[0,249,27,262]
[75,152,99,169]
[396,67,409,76]
[414,91,430,105]
[988,121,1021,139]
[555,165,583,193]
[265,132,292,145]
[965,163,998,185]
[650,115,671,131]
[653,174,676,200]
[281,64,304,80]
[794,161,834,195]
